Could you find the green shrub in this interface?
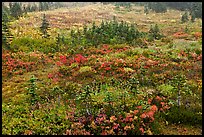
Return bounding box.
[124,49,139,57]
[2,100,72,135]
[161,37,173,44]
[10,37,58,53]
[113,52,127,59]
[78,66,92,73]
[157,84,174,97]
[59,65,72,76]
[163,105,202,125]
[142,50,151,58]
[195,48,202,55]
[109,44,126,50]
[124,67,135,73]
[76,66,96,79]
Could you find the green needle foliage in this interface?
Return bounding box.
[2,9,13,49]
[149,24,163,40]
[181,11,189,23]
[76,85,95,116]
[9,2,23,19]
[190,11,196,22]
[26,76,39,108]
[170,74,192,107]
[40,14,50,39]
[69,18,141,47]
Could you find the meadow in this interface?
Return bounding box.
[2,3,202,135]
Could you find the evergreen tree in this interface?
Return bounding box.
[40,14,50,38]
[149,24,162,40]
[26,4,31,12]
[148,2,167,13]
[181,11,189,23]
[30,4,38,12]
[154,24,160,34]
[144,5,149,14]
[39,2,50,11]
[83,24,88,35]
[56,33,61,51]
[9,2,13,10]
[61,35,65,44]
[70,29,77,46]
[92,21,96,33]
[2,3,10,16]
[2,10,13,49]
[184,25,189,33]
[191,2,202,19]
[149,25,154,34]
[56,34,60,45]
[39,2,44,11]
[9,2,23,19]
[22,4,27,15]
[191,11,196,22]
[43,2,49,11]
[2,12,8,47]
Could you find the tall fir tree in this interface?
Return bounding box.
[181,11,189,23]
[40,14,50,38]
[191,11,196,22]
[39,2,44,11]
[144,5,149,14]
[56,33,61,51]
[2,10,13,49]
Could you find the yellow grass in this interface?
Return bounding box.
[10,3,202,39]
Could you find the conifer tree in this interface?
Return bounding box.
[22,4,27,15]
[149,25,154,34]
[92,21,96,33]
[148,2,167,13]
[31,4,38,12]
[2,3,10,15]
[184,25,189,33]
[191,11,196,22]
[149,24,162,40]
[56,33,61,51]
[83,24,88,35]
[181,11,189,23]
[26,4,31,12]
[9,2,23,19]
[144,5,149,14]
[56,33,60,45]
[40,14,50,38]
[43,2,49,11]
[2,10,13,49]
[191,2,202,19]
[39,2,44,11]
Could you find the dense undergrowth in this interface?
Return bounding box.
[2,41,202,134]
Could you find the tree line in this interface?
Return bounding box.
[2,2,65,20]
[102,2,202,19]
[144,2,201,19]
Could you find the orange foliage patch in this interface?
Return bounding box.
[173,32,189,39]
[194,32,202,39]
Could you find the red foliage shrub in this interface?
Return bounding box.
[173,32,189,38]
[194,32,202,39]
